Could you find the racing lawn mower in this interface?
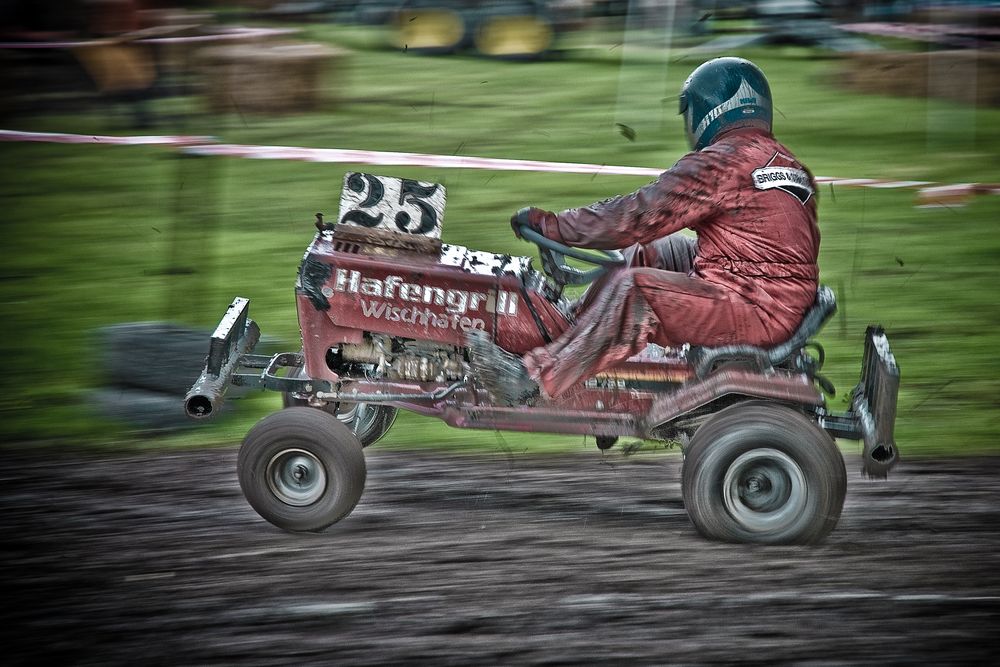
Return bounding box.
[185,173,900,545]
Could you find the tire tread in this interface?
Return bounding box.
[682,402,846,545]
[237,407,366,532]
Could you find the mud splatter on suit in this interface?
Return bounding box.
[521,127,819,398]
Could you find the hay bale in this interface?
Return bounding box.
[198,41,347,114]
[837,50,1000,107]
[911,7,1000,28]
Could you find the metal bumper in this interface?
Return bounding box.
[184,298,346,419]
[184,298,261,419]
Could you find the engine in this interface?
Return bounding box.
[335,334,466,383]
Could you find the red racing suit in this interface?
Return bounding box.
[522,127,820,398]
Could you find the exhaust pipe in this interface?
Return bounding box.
[184,372,230,419]
[855,326,900,478]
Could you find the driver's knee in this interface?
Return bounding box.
[642,235,698,273]
[620,243,644,267]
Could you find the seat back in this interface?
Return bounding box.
[691,285,837,378]
[765,284,837,364]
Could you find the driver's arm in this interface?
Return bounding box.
[535,149,723,250]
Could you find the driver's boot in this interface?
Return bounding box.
[465,331,540,406]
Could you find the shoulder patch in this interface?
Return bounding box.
[751,152,814,204]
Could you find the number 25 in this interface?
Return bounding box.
[341,174,439,235]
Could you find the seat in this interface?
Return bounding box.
[690,285,837,379]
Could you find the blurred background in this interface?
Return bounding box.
[1,0,998,455]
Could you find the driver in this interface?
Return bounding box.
[468,57,820,404]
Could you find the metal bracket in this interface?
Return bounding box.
[231,352,333,394]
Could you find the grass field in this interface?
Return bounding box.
[1,23,998,455]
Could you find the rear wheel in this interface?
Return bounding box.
[282,366,397,447]
[238,407,366,532]
[681,402,846,545]
[284,392,398,448]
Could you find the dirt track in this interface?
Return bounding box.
[3,446,999,665]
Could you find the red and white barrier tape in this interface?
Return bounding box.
[0,129,212,146]
[3,129,996,203]
[0,27,297,50]
[183,143,976,197]
[185,142,667,178]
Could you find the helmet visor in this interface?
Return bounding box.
[679,93,696,149]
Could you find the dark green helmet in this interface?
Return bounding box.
[679,57,773,151]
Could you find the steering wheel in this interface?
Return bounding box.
[517,225,626,285]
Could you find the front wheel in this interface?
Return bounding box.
[681,402,846,545]
[238,407,366,532]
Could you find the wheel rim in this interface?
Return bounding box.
[350,403,376,436]
[722,448,807,534]
[266,448,328,507]
[338,402,379,437]
[335,402,359,426]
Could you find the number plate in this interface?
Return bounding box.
[338,172,446,239]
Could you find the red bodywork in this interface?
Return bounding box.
[293,229,824,439]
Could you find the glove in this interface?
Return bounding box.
[510,206,553,240]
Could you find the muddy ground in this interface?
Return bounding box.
[2,445,999,665]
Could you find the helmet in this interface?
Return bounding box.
[679,57,773,151]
